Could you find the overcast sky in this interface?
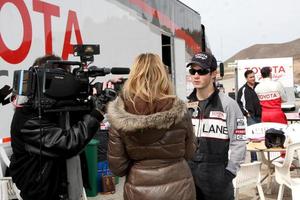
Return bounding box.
[181,0,300,61]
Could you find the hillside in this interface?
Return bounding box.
[224,38,300,83]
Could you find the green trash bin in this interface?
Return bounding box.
[85,139,100,197]
[114,176,119,184]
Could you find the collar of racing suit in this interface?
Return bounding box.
[187,87,219,102]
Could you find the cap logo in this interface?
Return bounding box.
[195,53,208,60]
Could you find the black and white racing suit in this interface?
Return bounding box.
[187,89,247,200]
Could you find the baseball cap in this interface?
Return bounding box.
[186,52,217,71]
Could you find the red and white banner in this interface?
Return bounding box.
[237,57,293,88]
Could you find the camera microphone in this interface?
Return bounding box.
[88,67,129,77]
[110,67,130,74]
[88,66,111,77]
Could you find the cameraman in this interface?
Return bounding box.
[9,55,104,200]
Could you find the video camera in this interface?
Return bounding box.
[12,44,129,112]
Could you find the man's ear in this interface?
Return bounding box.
[211,70,217,79]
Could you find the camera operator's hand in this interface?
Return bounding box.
[0,85,12,104]
[89,96,105,122]
[108,77,127,94]
[108,77,124,84]
[91,96,106,114]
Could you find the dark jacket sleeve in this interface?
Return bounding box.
[21,112,102,158]
[237,86,248,116]
[184,113,196,160]
[107,128,131,177]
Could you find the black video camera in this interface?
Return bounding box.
[12,44,129,112]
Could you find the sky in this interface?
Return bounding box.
[181,0,300,61]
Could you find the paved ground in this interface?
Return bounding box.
[88,169,293,200]
[88,153,294,200]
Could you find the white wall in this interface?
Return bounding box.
[0,0,162,137]
[174,38,187,100]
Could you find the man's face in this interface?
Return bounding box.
[189,64,215,89]
[246,73,256,85]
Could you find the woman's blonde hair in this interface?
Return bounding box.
[122,53,175,108]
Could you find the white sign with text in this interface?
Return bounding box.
[237,57,293,88]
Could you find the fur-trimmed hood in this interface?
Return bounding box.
[107,97,187,132]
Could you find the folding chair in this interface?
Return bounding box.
[233,161,265,200]
[273,142,300,200]
[0,145,22,200]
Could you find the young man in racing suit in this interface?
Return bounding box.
[255,66,287,124]
[187,52,247,200]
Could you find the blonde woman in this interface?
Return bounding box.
[107,53,196,200]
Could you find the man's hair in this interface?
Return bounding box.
[244,69,254,78]
[260,67,271,78]
[32,54,70,71]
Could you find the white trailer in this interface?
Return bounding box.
[236,57,295,111]
[0,0,207,142]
